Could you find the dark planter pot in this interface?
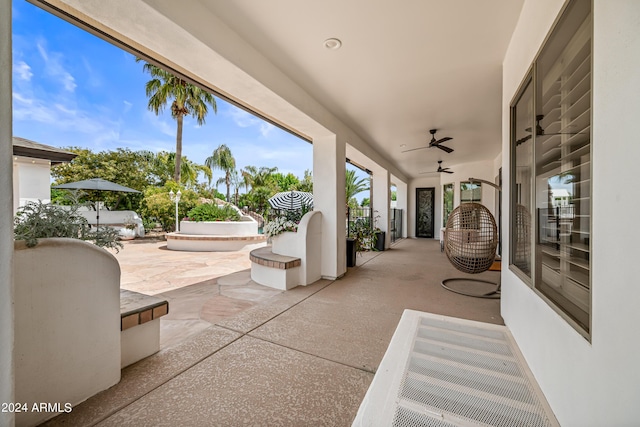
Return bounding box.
[346,238,357,267]
[374,231,386,251]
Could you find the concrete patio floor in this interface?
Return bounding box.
[43,238,502,427]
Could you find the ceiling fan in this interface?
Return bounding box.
[403,129,454,153]
[420,160,454,174]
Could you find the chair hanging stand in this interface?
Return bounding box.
[441,277,501,299]
[441,178,502,299]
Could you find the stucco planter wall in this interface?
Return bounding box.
[14,238,121,427]
[270,231,300,257]
[180,218,258,236]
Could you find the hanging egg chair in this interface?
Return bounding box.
[442,202,500,298]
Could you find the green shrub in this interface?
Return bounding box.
[141,216,157,233]
[139,184,199,231]
[14,201,123,252]
[186,204,241,222]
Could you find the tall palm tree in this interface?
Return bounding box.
[138,60,217,183]
[205,144,236,202]
[345,169,370,205]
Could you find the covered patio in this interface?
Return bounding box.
[43,238,501,426]
[2,0,640,426]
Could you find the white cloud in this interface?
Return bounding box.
[145,111,175,137]
[13,61,33,81]
[123,101,133,113]
[227,108,275,137]
[36,40,77,92]
[13,90,115,137]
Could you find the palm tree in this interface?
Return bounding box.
[241,165,278,190]
[205,144,236,202]
[138,60,217,183]
[241,165,278,214]
[144,151,212,187]
[345,169,370,205]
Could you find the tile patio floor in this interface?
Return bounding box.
[43,237,502,427]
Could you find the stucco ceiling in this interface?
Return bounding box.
[195,0,524,178]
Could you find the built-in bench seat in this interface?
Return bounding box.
[120,290,169,368]
[250,247,301,290]
[250,211,322,290]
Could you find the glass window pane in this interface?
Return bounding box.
[511,78,533,278]
[534,0,591,332]
[443,183,454,226]
[460,182,481,203]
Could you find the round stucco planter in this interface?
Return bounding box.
[179,219,258,236]
[167,218,266,251]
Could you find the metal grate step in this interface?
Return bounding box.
[353,311,559,427]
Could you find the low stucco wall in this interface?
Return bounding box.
[14,238,121,427]
[179,218,258,236]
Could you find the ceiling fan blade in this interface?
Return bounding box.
[433,137,452,145]
[443,170,454,174]
[401,146,429,153]
[436,145,454,153]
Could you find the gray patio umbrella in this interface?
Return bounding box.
[52,178,141,227]
[268,191,313,211]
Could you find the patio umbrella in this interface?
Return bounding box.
[268,191,313,211]
[52,178,141,227]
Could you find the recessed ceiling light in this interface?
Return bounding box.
[400,144,407,148]
[323,38,342,50]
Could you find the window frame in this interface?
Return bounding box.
[508,0,593,339]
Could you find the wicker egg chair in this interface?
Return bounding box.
[442,202,500,298]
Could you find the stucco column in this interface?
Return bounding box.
[371,167,390,249]
[1,0,15,424]
[313,135,346,279]
[392,176,408,238]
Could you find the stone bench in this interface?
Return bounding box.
[120,290,169,368]
[250,247,301,290]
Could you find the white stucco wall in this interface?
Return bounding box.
[14,238,121,427]
[391,175,408,239]
[501,1,640,425]
[13,157,52,213]
[0,0,14,424]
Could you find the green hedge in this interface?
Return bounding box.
[186,204,241,222]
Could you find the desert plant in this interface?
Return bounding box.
[186,203,241,222]
[13,201,123,252]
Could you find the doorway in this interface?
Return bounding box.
[415,187,435,238]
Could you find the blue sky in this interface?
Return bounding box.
[11,0,328,191]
